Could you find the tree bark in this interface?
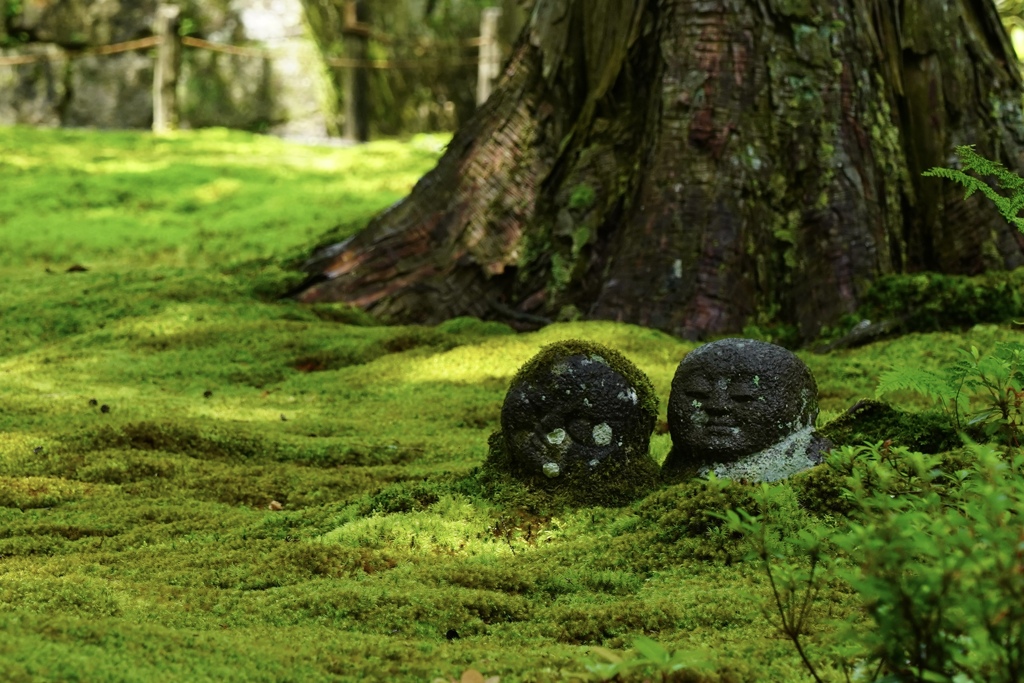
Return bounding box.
[293,0,1024,341]
[343,0,370,142]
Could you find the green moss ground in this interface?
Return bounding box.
[0,126,1018,682]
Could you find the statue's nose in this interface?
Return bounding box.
[702,385,730,411]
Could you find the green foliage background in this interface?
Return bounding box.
[2,126,1024,681]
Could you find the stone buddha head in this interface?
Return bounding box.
[486,339,661,505]
[662,338,824,482]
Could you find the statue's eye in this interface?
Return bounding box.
[730,392,755,403]
[686,390,709,400]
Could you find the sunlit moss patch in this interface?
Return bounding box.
[0,126,1010,681]
[0,477,86,509]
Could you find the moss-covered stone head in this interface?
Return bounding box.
[487,339,660,506]
[663,338,824,482]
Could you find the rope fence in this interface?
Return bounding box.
[325,56,480,69]
[181,37,483,68]
[0,54,41,66]
[91,35,163,56]
[0,35,164,65]
[180,35,269,59]
[0,36,482,68]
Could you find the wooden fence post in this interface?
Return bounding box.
[152,4,182,133]
[476,8,502,106]
[343,0,370,142]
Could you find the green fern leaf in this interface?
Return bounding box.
[923,145,1024,232]
[875,367,960,406]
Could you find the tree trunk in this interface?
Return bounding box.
[343,0,370,142]
[292,0,1024,341]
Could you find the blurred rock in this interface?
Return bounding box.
[65,51,153,128]
[0,44,68,126]
[233,0,331,137]
[2,0,332,134]
[11,0,158,46]
[180,49,272,130]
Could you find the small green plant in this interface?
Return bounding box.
[581,636,715,681]
[730,442,1024,683]
[826,441,951,502]
[723,485,837,683]
[882,146,1024,443]
[923,145,1024,233]
[833,441,1024,683]
[876,342,1024,445]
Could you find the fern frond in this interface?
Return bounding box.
[923,145,1024,232]
[957,145,1024,191]
[875,367,960,405]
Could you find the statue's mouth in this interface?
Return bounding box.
[705,424,737,433]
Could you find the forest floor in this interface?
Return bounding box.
[0,126,1018,682]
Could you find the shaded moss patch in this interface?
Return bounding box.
[859,269,1024,334]
[819,399,958,453]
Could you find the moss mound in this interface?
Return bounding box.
[859,269,1024,333]
[789,464,855,517]
[637,478,758,542]
[819,399,958,453]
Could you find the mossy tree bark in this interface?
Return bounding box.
[293,0,1024,341]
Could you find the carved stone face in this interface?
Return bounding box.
[489,341,661,506]
[667,339,818,463]
[502,353,650,480]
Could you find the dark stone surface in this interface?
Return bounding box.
[486,339,660,506]
[65,52,153,129]
[663,338,829,482]
[12,0,159,46]
[0,45,67,127]
[179,50,272,131]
